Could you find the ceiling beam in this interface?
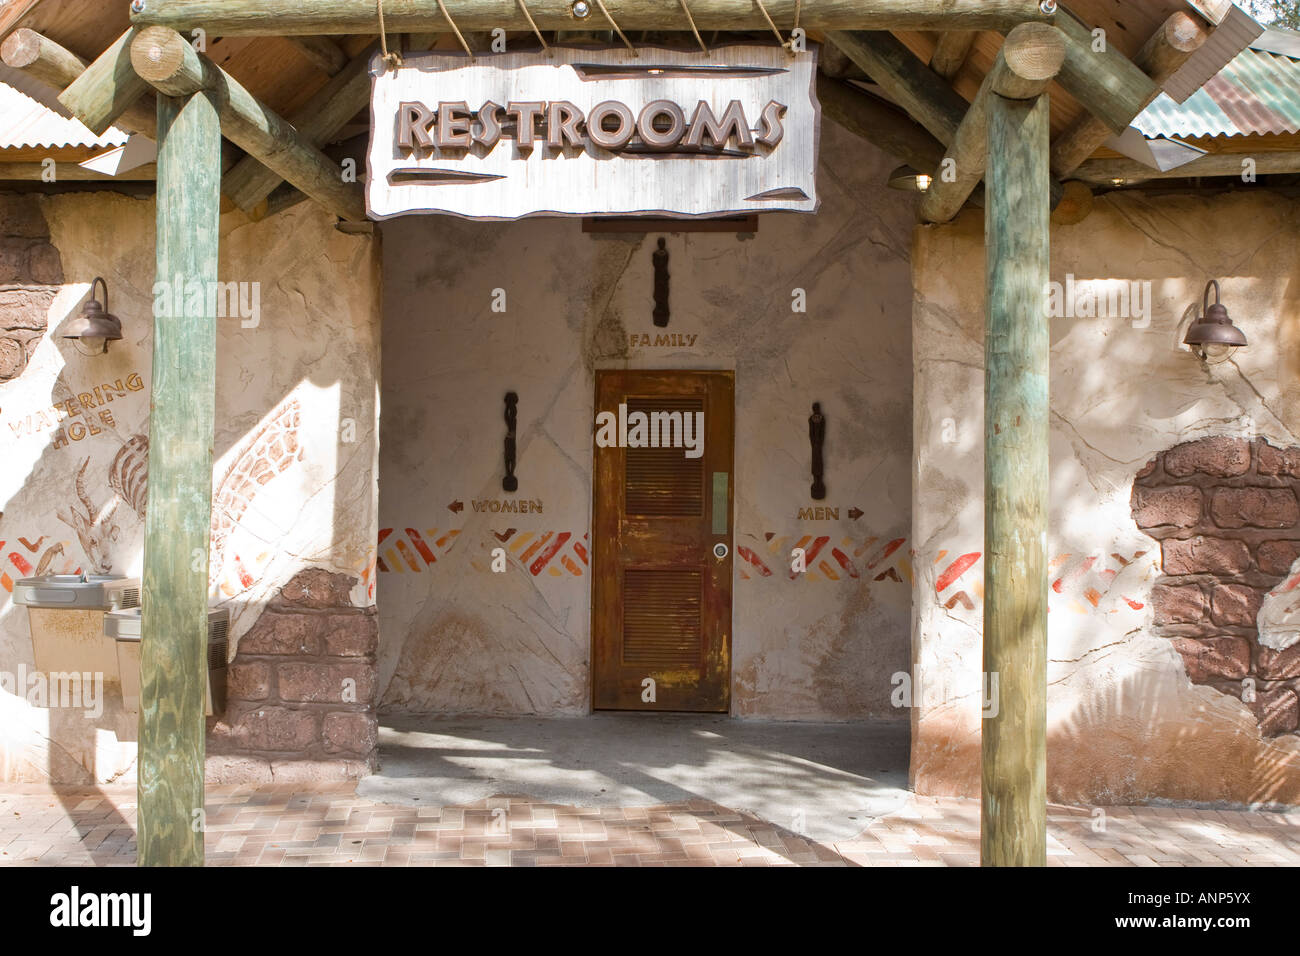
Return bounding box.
[1,27,158,138]
[290,35,348,75]
[0,161,157,180]
[825,30,968,145]
[930,30,976,80]
[129,26,366,221]
[127,0,1054,35]
[920,23,1065,224]
[223,41,376,213]
[1075,152,1300,185]
[1051,8,1159,135]
[58,28,153,136]
[1050,11,1208,178]
[816,74,946,176]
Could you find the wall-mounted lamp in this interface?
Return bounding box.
[1184,279,1248,363]
[63,277,123,355]
[887,165,931,193]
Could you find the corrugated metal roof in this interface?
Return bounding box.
[1137,29,1300,139]
[0,77,127,149]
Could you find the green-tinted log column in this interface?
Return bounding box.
[138,89,221,867]
[981,90,1049,867]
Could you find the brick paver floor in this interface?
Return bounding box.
[0,785,1297,866]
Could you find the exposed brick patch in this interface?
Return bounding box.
[1131,485,1202,529]
[1169,636,1251,682]
[1163,437,1251,478]
[1133,437,1300,738]
[208,568,378,771]
[0,193,59,382]
[1249,688,1300,737]
[1151,584,1204,625]
[1259,541,1300,576]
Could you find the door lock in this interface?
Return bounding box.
[712,542,729,560]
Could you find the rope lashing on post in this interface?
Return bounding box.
[594,0,638,56]
[436,0,476,59]
[678,0,709,55]
[376,0,402,70]
[516,0,551,54]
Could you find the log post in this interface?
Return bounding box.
[982,87,1050,868]
[130,26,366,221]
[128,0,1055,34]
[920,23,1064,224]
[58,28,153,136]
[138,87,222,868]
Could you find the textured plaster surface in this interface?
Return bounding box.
[911,189,1300,805]
[0,193,381,783]
[377,120,916,720]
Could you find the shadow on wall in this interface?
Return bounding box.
[0,191,382,785]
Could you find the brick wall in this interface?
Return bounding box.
[1132,436,1300,737]
[208,568,378,777]
[0,193,60,381]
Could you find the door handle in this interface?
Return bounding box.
[711,472,728,535]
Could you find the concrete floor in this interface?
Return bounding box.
[357,714,911,842]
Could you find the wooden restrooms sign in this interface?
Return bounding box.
[366,44,820,220]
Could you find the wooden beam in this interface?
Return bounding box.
[58,28,152,136]
[816,75,946,177]
[1074,151,1300,185]
[0,0,45,39]
[1052,10,1159,136]
[130,27,365,221]
[138,87,222,869]
[930,30,976,80]
[2,28,158,138]
[0,161,157,180]
[223,41,375,213]
[1186,0,1233,26]
[128,0,1055,35]
[982,86,1050,869]
[1,27,83,88]
[825,30,969,145]
[291,34,348,74]
[1051,12,1208,178]
[920,23,1064,223]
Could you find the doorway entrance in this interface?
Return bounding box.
[591,370,735,712]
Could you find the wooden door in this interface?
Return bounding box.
[592,370,734,712]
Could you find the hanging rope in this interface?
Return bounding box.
[436,0,476,59]
[377,0,402,70]
[594,0,637,56]
[678,0,708,55]
[755,0,801,58]
[516,0,551,55]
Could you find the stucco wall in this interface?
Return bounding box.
[377,120,915,720]
[911,188,1300,806]
[0,191,381,784]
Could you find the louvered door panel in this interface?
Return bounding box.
[625,397,704,516]
[622,570,702,667]
[592,371,734,712]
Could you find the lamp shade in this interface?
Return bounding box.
[63,277,123,353]
[1183,279,1247,351]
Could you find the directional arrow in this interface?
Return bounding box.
[448,500,464,514]
[848,507,864,521]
